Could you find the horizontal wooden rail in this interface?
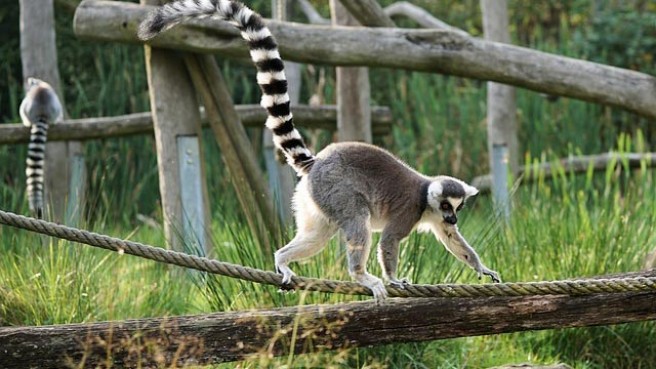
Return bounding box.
[0,104,392,144]
[472,152,656,192]
[1,269,654,368]
[74,0,656,120]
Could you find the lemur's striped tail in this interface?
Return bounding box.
[25,120,48,219]
[19,78,63,219]
[138,0,315,174]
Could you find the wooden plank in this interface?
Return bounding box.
[177,135,208,254]
[0,106,393,145]
[1,269,654,368]
[20,0,85,224]
[73,0,656,120]
[330,0,372,142]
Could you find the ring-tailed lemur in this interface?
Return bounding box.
[19,78,63,219]
[138,0,500,302]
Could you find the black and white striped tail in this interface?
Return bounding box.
[138,0,315,175]
[26,119,48,218]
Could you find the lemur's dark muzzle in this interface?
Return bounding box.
[444,215,457,225]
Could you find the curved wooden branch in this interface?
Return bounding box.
[384,1,469,35]
[296,0,330,25]
[336,0,395,27]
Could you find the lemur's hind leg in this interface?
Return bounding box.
[341,212,387,302]
[275,182,337,285]
[274,219,337,285]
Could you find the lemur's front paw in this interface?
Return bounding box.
[477,267,501,283]
[275,265,296,290]
[388,277,411,289]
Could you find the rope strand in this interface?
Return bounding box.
[1,209,654,298]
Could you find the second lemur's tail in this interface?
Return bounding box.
[25,119,48,218]
[19,78,63,219]
[138,0,315,174]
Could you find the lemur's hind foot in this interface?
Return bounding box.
[274,263,296,290]
[388,277,411,289]
[352,272,388,303]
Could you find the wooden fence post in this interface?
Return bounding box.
[481,0,518,219]
[330,0,372,143]
[142,0,210,254]
[19,0,85,225]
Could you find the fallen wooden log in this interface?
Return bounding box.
[73,0,656,120]
[0,105,393,145]
[1,270,654,368]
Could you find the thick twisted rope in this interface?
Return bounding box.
[1,209,655,298]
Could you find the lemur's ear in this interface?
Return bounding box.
[428,181,443,199]
[464,184,479,198]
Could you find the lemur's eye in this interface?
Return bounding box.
[456,203,464,211]
[440,202,451,211]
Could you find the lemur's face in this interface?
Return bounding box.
[438,197,465,225]
[428,177,479,225]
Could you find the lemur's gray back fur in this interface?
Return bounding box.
[138,0,314,174]
[19,78,63,219]
[309,142,431,230]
